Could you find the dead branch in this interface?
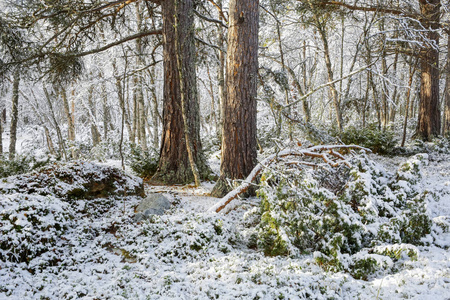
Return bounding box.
[208,144,370,214]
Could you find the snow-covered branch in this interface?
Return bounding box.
[208,144,370,214]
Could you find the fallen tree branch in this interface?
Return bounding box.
[208,144,370,213]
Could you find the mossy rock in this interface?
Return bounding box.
[0,161,145,200]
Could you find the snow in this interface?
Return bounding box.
[0,152,449,299]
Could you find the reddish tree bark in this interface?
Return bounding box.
[151,0,210,184]
[416,0,441,141]
[211,0,259,197]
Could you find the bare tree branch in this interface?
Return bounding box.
[194,10,228,28]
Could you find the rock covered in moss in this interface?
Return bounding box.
[0,161,145,200]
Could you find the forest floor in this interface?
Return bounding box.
[0,151,449,299]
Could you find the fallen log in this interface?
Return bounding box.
[208,144,370,213]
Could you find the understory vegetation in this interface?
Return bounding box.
[1,143,449,299]
[254,153,434,279]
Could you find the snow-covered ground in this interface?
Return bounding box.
[0,152,449,300]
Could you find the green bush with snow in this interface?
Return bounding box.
[0,194,73,264]
[126,212,239,264]
[127,144,159,179]
[332,124,397,154]
[255,153,432,278]
[0,153,53,178]
[0,161,144,269]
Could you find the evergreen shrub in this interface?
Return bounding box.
[334,124,397,154]
[0,153,52,178]
[255,153,432,279]
[127,144,159,178]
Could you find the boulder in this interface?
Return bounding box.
[134,193,171,222]
[0,161,145,200]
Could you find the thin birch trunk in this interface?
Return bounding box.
[87,86,101,146]
[61,86,76,158]
[217,0,226,140]
[443,33,450,137]
[307,0,343,131]
[149,67,160,149]
[402,58,419,147]
[9,70,20,160]
[43,85,67,160]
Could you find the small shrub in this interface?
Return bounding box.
[0,152,56,179]
[128,213,239,263]
[127,144,159,178]
[334,124,397,154]
[0,155,32,178]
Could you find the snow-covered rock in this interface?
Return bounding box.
[134,193,171,222]
[0,161,145,200]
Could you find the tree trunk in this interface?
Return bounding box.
[101,81,110,140]
[87,86,101,146]
[307,0,343,132]
[416,0,441,141]
[43,126,56,155]
[0,116,3,155]
[9,70,20,160]
[217,0,226,140]
[301,41,311,123]
[389,51,400,128]
[151,0,210,184]
[60,86,77,158]
[134,2,148,150]
[137,85,147,151]
[131,90,137,144]
[379,18,390,130]
[149,67,160,149]
[173,0,201,187]
[43,85,68,160]
[113,62,133,143]
[402,59,418,147]
[443,32,450,137]
[211,0,259,197]
[0,106,4,155]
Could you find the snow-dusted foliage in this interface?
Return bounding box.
[0,194,72,265]
[256,153,433,279]
[0,151,449,299]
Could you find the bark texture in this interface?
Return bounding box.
[217,0,226,140]
[416,0,441,141]
[152,0,210,184]
[211,0,259,197]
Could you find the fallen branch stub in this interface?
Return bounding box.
[208,144,370,214]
